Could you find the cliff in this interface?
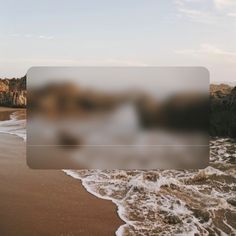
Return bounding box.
[0,76,26,108]
[1,76,236,138]
[132,83,236,138]
[210,84,236,138]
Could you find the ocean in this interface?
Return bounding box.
[1,110,235,235]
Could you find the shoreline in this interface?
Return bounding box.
[0,106,25,111]
[3,106,235,235]
[63,170,128,235]
[0,107,123,236]
[0,107,22,121]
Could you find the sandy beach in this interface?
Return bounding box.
[0,108,123,236]
[0,107,22,121]
[1,101,235,236]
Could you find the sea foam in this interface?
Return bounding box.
[1,111,235,235]
[0,111,26,141]
[63,139,236,235]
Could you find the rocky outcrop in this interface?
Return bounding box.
[227,197,236,206]
[135,93,209,132]
[210,84,236,138]
[0,76,26,108]
[3,76,235,138]
[28,82,122,117]
[135,84,236,138]
[210,84,232,97]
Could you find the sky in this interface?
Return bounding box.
[0,0,236,82]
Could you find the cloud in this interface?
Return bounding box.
[214,0,236,9]
[174,0,218,24]
[175,0,185,6]
[0,58,149,67]
[177,7,216,24]
[175,0,236,24]
[227,12,236,17]
[11,33,20,37]
[175,43,236,56]
[24,34,33,38]
[10,34,55,40]
[39,35,54,40]
[175,43,236,63]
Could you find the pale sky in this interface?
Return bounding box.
[0,0,236,83]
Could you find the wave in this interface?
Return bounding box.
[64,138,236,235]
[1,111,235,235]
[0,111,26,141]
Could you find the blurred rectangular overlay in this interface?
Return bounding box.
[27,67,209,169]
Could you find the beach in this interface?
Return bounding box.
[0,107,235,235]
[0,108,123,236]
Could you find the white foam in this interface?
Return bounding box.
[63,169,81,180]
[42,140,236,235]
[63,140,236,236]
[1,110,235,235]
[0,111,26,141]
[115,225,126,236]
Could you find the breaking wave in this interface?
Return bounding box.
[0,111,26,141]
[64,138,236,235]
[1,110,235,235]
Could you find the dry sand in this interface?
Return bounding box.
[0,109,123,236]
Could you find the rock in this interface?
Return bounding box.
[227,197,236,207]
[0,76,26,108]
[210,84,236,138]
[210,84,232,97]
[0,80,9,92]
[190,208,210,223]
[133,186,145,193]
[164,214,181,224]
[135,92,208,132]
[143,171,159,182]
[228,156,236,164]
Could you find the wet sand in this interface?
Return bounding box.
[0,107,22,121]
[0,109,123,236]
[0,107,22,112]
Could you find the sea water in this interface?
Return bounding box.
[1,111,235,235]
[0,111,26,141]
[64,139,236,235]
